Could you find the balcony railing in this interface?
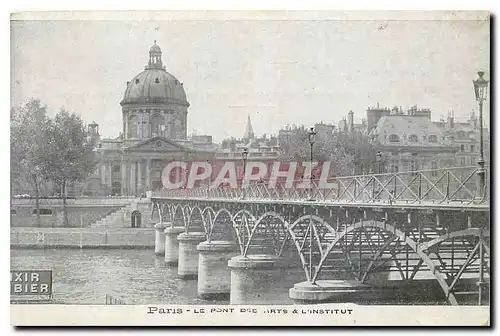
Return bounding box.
[151,166,489,205]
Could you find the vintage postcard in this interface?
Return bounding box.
[10,10,490,326]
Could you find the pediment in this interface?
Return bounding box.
[125,137,189,152]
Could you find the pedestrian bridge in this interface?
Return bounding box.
[150,166,490,305]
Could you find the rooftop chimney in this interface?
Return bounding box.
[348,110,354,133]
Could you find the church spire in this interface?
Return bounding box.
[243,115,255,140]
[146,40,165,70]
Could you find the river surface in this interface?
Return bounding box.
[10,248,306,305]
[11,248,455,305]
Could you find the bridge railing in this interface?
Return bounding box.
[152,166,489,205]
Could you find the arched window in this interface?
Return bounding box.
[128,115,137,138]
[408,134,419,143]
[388,134,400,143]
[150,113,164,137]
[428,135,438,143]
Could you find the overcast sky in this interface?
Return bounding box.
[11,13,490,142]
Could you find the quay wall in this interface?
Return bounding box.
[11,206,123,228]
[10,227,155,249]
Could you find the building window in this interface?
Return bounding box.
[113,165,120,173]
[408,134,418,143]
[389,134,400,143]
[470,144,475,152]
[135,78,140,84]
[410,160,418,172]
[431,161,438,177]
[428,135,438,143]
[460,144,465,152]
[33,208,53,215]
[390,160,399,173]
[460,157,466,166]
[128,115,137,138]
[11,209,16,215]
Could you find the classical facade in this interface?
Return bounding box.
[82,42,216,196]
[434,112,490,168]
[367,106,457,173]
[338,105,458,173]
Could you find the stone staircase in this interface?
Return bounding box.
[91,205,132,229]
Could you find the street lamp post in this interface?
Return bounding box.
[308,127,316,201]
[376,151,382,174]
[473,71,489,199]
[241,148,249,200]
[473,71,489,305]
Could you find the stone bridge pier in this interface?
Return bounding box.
[164,226,185,265]
[197,240,238,300]
[177,218,206,279]
[154,222,169,255]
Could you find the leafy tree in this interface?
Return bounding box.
[41,109,98,226]
[336,131,379,175]
[11,99,51,226]
[278,126,374,177]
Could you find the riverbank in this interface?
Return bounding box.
[10,227,155,249]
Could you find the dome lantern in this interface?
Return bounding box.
[146,40,165,70]
[121,41,189,107]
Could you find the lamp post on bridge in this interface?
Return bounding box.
[241,147,249,200]
[473,71,489,306]
[308,127,316,201]
[376,151,382,174]
[472,71,489,199]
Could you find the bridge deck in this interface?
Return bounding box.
[151,196,489,212]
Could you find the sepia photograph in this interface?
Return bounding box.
[9,10,490,326]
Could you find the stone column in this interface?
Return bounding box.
[121,160,127,195]
[146,159,152,191]
[145,110,151,138]
[130,161,136,195]
[197,241,238,300]
[164,226,185,265]
[154,222,169,255]
[123,111,129,139]
[137,160,142,193]
[100,164,106,185]
[177,232,207,279]
[229,255,291,305]
[106,163,113,189]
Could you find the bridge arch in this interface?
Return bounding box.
[171,204,187,227]
[186,206,206,233]
[207,208,239,249]
[284,214,337,281]
[241,211,292,257]
[200,206,217,236]
[151,202,161,223]
[314,220,490,305]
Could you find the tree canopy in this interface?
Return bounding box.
[11,100,98,226]
[278,126,377,176]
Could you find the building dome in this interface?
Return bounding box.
[121,69,189,106]
[120,41,189,107]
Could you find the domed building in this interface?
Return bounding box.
[120,41,189,141]
[83,42,217,196]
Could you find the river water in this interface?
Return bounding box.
[11,248,454,305]
[10,248,306,305]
